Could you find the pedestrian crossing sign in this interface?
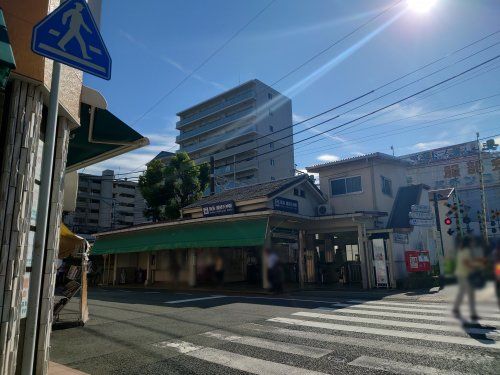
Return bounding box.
[31,0,111,80]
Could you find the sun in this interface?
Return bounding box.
[407,0,438,13]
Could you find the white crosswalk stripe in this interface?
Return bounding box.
[153,298,498,374]
[349,355,465,375]
[242,323,495,363]
[315,306,500,326]
[268,316,500,349]
[292,311,499,337]
[346,299,500,314]
[201,330,331,358]
[329,301,500,320]
[163,341,329,375]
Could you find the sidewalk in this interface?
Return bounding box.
[48,362,89,375]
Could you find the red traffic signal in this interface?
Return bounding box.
[444,217,452,225]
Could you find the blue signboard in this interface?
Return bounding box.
[31,0,111,79]
[273,197,299,214]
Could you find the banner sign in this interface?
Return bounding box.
[393,233,409,244]
[372,238,388,287]
[410,204,431,213]
[409,211,433,220]
[273,197,299,214]
[409,218,434,227]
[202,200,235,217]
[405,250,431,272]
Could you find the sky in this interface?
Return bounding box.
[83,0,500,177]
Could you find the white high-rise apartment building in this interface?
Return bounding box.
[176,79,295,191]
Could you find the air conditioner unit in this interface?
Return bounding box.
[316,204,332,216]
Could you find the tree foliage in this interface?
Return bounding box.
[138,152,210,221]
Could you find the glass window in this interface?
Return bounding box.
[346,176,362,193]
[381,176,392,196]
[331,176,361,196]
[269,125,274,132]
[331,179,346,196]
[270,159,275,166]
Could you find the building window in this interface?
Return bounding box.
[78,187,88,193]
[381,176,392,196]
[444,164,460,178]
[269,109,273,117]
[270,159,275,166]
[330,176,362,196]
[268,93,273,100]
[91,199,100,204]
[346,244,359,262]
[269,125,274,132]
[271,176,275,181]
[294,188,306,198]
[269,142,274,149]
[91,189,100,194]
[467,160,480,174]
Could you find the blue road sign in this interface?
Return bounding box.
[32,0,111,80]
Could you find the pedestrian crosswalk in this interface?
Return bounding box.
[153,297,500,374]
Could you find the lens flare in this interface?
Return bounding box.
[408,0,438,13]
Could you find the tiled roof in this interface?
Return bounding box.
[306,152,407,171]
[183,175,315,209]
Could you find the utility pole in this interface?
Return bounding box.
[477,132,489,245]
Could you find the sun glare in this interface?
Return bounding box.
[408,0,438,13]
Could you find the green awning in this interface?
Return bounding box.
[66,103,148,172]
[0,9,16,89]
[92,218,268,255]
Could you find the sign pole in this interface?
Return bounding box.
[22,61,61,375]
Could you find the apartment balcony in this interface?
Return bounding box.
[176,90,255,129]
[176,108,255,143]
[214,159,258,177]
[180,124,258,154]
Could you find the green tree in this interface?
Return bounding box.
[138,152,210,221]
[138,159,168,222]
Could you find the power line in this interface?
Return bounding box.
[270,0,404,86]
[119,30,500,177]
[231,54,500,167]
[295,104,500,156]
[294,92,500,153]
[179,30,500,162]
[130,0,277,126]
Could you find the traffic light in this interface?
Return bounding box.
[444,217,452,225]
[447,228,454,236]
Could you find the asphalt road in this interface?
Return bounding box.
[50,287,500,374]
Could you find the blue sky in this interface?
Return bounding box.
[83,0,500,176]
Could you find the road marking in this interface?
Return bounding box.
[242,323,494,363]
[293,311,499,337]
[330,302,500,319]
[268,317,500,349]
[316,307,500,326]
[165,295,225,304]
[202,330,331,358]
[347,299,500,314]
[187,346,328,375]
[144,291,160,294]
[156,340,201,353]
[349,355,465,375]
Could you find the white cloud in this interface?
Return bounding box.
[292,113,307,123]
[317,154,341,162]
[411,140,451,151]
[80,133,179,176]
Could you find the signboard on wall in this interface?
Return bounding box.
[273,197,299,214]
[393,233,408,244]
[405,250,431,272]
[202,200,235,217]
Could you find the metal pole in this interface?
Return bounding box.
[477,132,489,245]
[22,61,61,375]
